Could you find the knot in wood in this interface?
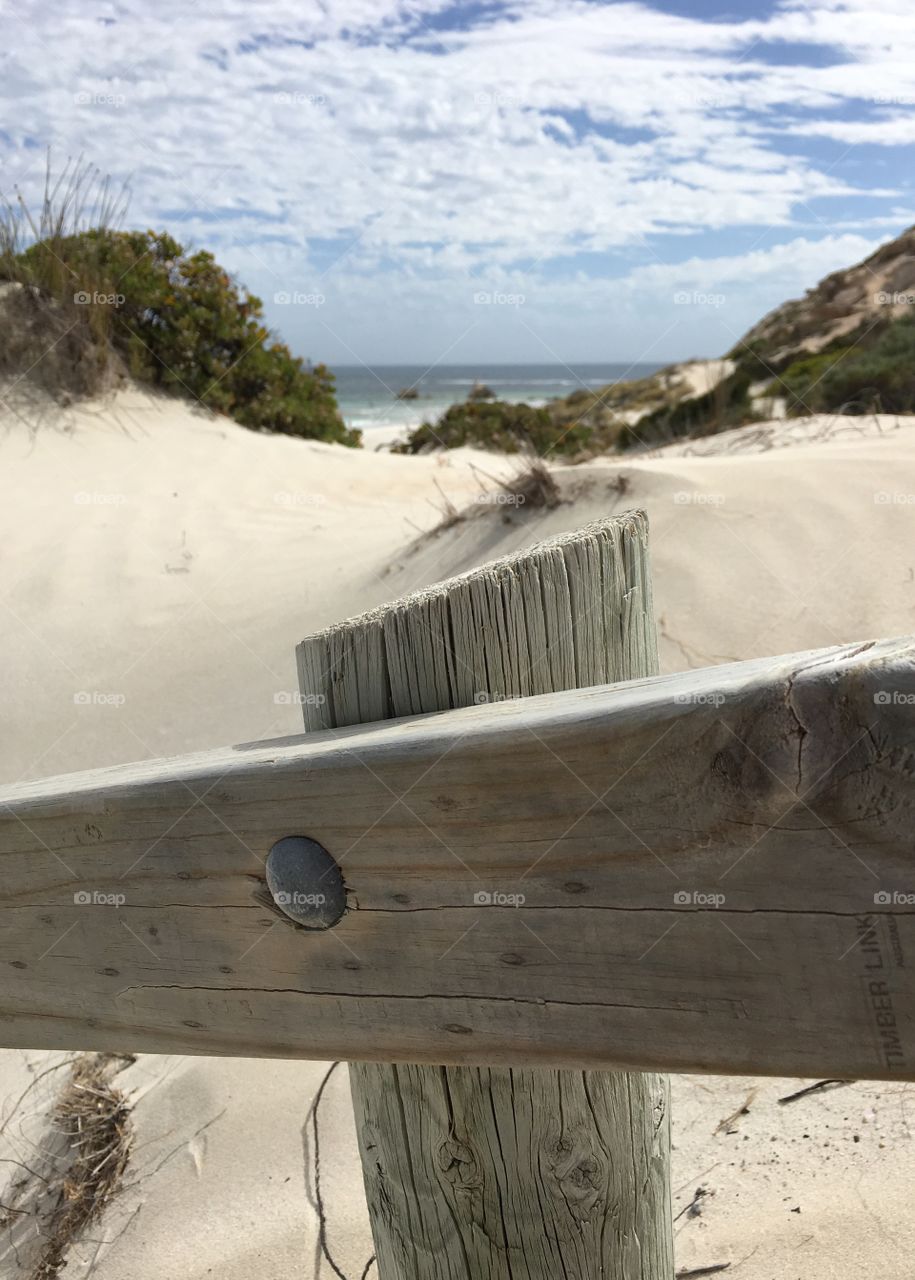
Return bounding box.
[548,1134,605,1222]
[437,1137,481,1190]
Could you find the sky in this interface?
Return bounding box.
[2,0,915,367]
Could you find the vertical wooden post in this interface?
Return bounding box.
[297,513,674,1280]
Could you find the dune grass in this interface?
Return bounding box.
[0,157,130,399]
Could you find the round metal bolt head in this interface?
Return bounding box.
[266,836,346,929]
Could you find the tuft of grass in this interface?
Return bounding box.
[0,155,130,400]
[0,1051,135,1280]
[500,460,561,510]
[33,1053,134,1280]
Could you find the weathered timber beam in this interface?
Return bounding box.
[0,637,913,1077]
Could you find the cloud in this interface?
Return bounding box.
[0,0,912,361]
[786,115,915,145]
[247,230,882,364]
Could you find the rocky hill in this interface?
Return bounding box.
[739,226,915,371]
[388,224,915,457]
[541,223,915,452]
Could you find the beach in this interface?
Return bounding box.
[2,391,915,1277]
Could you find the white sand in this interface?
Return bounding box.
[2,389,915,1278]
[673,357,736,400]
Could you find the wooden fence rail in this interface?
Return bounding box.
[0,637,912,1078]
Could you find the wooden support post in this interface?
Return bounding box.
[296,513,675,1280]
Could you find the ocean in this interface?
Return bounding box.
[330,363,663,435]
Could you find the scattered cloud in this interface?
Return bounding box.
[1,0,913,361]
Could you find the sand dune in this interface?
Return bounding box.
[2,390,915,1278]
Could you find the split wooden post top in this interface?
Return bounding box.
[296,510,657,729]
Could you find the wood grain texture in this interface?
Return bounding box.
[295,513,657,729]
[350,1063,671,1280]
[298,512,671,1280]
[0,639,913,1078]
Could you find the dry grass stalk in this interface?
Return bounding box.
[0,153,130,404]
[500,458,561,509]
[32,1052,134,1278]
[0,1052,136,1280]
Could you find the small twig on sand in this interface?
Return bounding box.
[676,1265,731,1278]
[468,460,503,491]
[778,1080,850,1105]
[714,1087,758,1134]
[426,477,464,532]
[674,1185,709,1223]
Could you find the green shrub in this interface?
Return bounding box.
[393,399,602,457]
[12,228,356,444]
[1,161,356,445]
[812,314,915,414]
[775,348,853,415]
[731,340,785,381]
[729,313,892,389]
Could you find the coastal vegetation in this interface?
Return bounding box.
[615,366,755,449]
[392,397,613,457]
[396,361,755,457]
[0,159,357,445]
[769,314,915,416]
